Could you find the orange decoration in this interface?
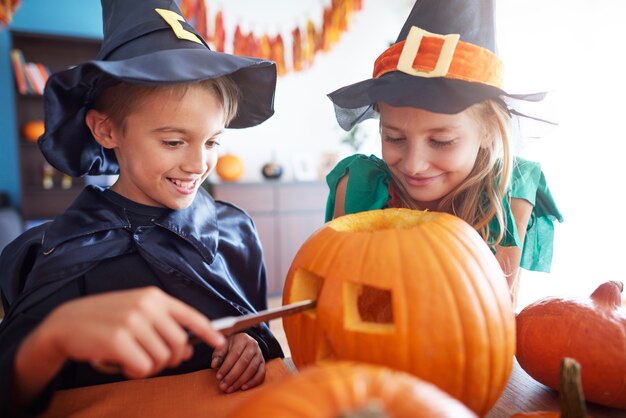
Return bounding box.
[215,154,244,182]
[212,11,225,52]
[230,361,478,418]
[22,120,45,142]
[292,27,303,72]
[180,0,208,40]
[282,208,515,416]
[203,0,361,75]
[516,281,626,409]
[270,34,286,76]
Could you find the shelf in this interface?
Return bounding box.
[10,30,101,221]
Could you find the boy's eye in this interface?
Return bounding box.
[162,140,183,147]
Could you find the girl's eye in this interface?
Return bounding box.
[162,140,183,148]
[205,139,221,149]
[430,138,455,148]
[383,135,405,144]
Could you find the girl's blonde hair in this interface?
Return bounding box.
[390,99,513,245]
[92,76,240,130]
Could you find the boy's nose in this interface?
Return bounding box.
[182,149,211,174]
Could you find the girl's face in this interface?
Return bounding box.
[379,103,487,210]
[107,85,224,210]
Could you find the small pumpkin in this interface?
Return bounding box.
[215,154,243,181]
[229,361,478,418]
[510,358,589,418]
[22,120,45,142]
[282,208,515,416]
[516,281,626,409]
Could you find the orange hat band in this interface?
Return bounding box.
[373,26,503,89]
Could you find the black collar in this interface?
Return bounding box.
[42,185,218,263]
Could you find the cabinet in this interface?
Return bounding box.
[11,31,101,221]
[211,181,328,296]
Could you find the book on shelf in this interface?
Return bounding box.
[10,48,52,95]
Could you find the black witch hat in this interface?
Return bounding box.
[39,0,277,177]
[328,0,547,131]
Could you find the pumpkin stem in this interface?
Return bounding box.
[338,402,390,418]
[559,357,587,418]
[590,281,623,309]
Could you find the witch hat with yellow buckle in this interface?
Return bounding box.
[328,0,547,131]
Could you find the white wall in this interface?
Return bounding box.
[497,0,626,308]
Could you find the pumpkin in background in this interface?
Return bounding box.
[282,208,515,416]
[516,281,626,409]
[215,154,243,181]
[510,358,589,418]
[229,361,478,418]
[21,120,45,142]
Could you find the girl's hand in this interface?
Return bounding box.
[211,332,265,393]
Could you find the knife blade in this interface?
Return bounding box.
[191,299,317,343]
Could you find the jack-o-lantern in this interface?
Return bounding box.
[282,208,515,416]
[230,361,478,418]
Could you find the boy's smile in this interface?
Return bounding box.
[103,85,225,210]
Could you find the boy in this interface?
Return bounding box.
[0,0,283,415]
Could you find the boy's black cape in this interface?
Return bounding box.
[0,186,283,414]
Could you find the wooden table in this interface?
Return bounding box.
[486,358,625,417]
[41,358,625,417]
[42,358,292,418]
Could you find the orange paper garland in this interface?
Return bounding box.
[181,0,363,76]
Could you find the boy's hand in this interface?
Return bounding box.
[211,333,265,393]
[14,287,226,405]
[27,287,226,378]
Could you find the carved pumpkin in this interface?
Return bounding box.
[510,358,589,418]
[282,208,515,416]
[229,361,478,418]
[215,154,243,181]
[22,120,45,142]
[516,281,626,409]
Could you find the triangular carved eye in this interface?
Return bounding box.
[344,282,395,333]
[289,269,324,317]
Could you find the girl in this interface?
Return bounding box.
[325,0,563,304]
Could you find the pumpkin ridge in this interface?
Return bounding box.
[425,221,480,410]
[394,223,417,373]
[437,218,513,414]
[451,217,515,395]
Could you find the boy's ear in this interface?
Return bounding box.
[85,109,117,149]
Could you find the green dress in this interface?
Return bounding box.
[325,154,563,272]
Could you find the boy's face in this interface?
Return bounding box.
[108,85,224,209]
[378,103,486,210]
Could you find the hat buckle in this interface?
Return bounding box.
[397,26,460,78]
[155,8,203,44]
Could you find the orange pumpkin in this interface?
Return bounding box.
[516,281,626,409]
[229,361,478,418]
[21,120,45,142]
[510,358,590,418]
[215,154,243,181]
[282,208,515,416]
